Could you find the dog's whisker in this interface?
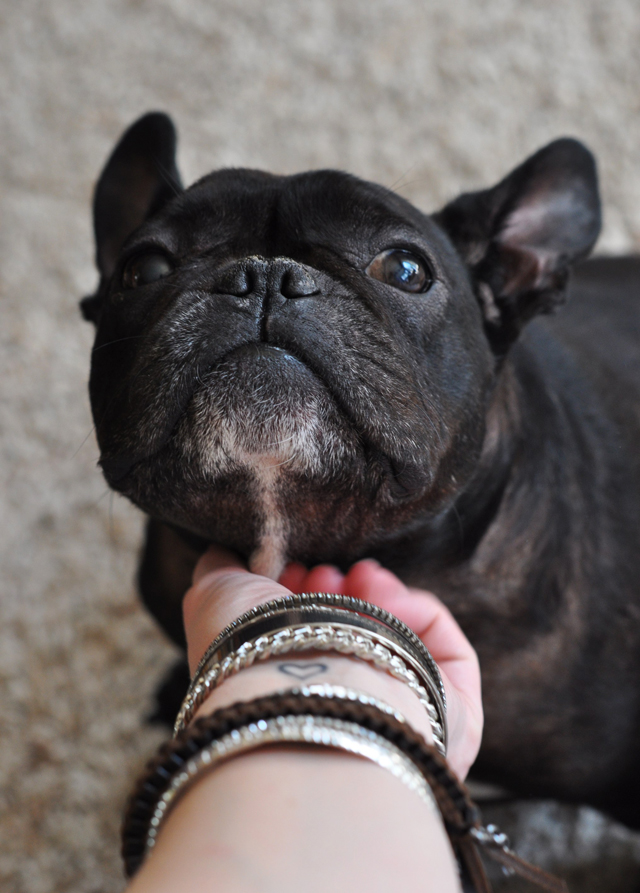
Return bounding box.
[263,432,299,448]
[71,424,97,459]
[386,163,419,194]
[92,335,144,354]
[89,486,112,509]
[265,451,300,469]
[390,175,435,196]
[155,158,182,197]
[451,503,464,548]
[108,491,115,539]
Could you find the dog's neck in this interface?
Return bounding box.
[246,462,289,579]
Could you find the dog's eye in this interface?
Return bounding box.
[122,252,173,289]
[366,249,433,294]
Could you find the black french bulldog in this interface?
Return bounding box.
[83,112,640,827]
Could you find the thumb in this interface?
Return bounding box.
[183,545,292,672]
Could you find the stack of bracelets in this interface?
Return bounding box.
[122,593,567,893]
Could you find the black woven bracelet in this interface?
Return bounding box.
[121,691,477,878]
[121,691,568,892]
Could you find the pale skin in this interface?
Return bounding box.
[126,550,483,893]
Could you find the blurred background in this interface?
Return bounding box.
[1,1,640,890]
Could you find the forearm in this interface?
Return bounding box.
[126,657,462,893]
[127,746,460,893]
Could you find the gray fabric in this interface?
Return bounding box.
[1,1,640,889]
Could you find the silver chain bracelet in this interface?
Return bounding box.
[175,622,446,754]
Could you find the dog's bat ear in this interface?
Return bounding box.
[93,112,182,278]
[435,139,601,353]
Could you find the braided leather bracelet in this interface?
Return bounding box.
[122,692,567,893]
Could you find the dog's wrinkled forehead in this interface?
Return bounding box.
[128,168,459,279]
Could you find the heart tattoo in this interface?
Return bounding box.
[277,662,329,680]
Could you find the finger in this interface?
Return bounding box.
[184,559,292,672]
[295,564,346,594]
[340,560,411,611]
[278,562,308,591]
[341,561,476,668]
[193,544,246,584]
[405,588,480,687]
[340,560,483,773]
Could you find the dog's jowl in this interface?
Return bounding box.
[83,112,640,826]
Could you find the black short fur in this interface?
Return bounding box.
[83,113,640,827]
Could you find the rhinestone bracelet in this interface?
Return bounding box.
[175,622,446,754]
[148,714,438,858]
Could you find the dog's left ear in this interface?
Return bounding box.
[435,138,601,353]
[81,112,182,324]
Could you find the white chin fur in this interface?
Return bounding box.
[178,358,355,570]
[249,536,287,580]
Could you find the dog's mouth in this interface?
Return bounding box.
[99,338,378,576]
[196,340,356,440]
[100,341,358,489]
[175,340,361,478]
[218,342,317,383]
[99,335,433,505]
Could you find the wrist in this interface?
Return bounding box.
[179,591,448,756]
[191,654,435,745]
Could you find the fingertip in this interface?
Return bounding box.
[343,559,405,597]
[193,544,246,584]
[355,558,380,568]
[279,562,307,591]
[299,564,346,594]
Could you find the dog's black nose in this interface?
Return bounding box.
[215,265,252,297]
[279,264,320,299]
[215,258,320,301]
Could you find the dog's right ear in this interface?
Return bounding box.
[81,112,182,324]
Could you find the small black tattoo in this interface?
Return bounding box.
[278,662,329,680]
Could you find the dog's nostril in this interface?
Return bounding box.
[280,267,320,299]
[216,267,251,297]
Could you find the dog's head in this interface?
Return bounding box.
[82,113,600,577]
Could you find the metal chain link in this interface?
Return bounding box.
[175,623,446,754]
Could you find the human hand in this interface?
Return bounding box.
[183,548,483,779]
[280,559,483,779]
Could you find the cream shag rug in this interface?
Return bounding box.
[2,1,640,889]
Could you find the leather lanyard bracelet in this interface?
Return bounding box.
[123,691,568,893]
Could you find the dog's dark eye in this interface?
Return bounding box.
[122,252,173,289]
[366,249,433,294]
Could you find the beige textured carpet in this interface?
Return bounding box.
[2,1,640,890]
